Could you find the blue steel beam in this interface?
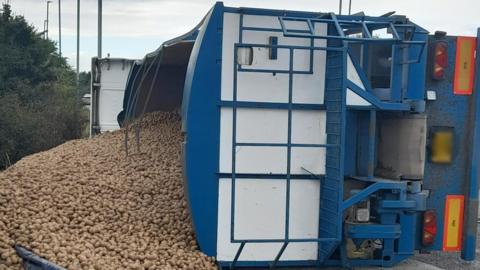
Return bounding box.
[219,100,325,110]
[345,224,401,239]
[279,15,426,46]
[231,238,338,243]
[341,180,408,211]
[461,28,480,261]
[346,81,410,111]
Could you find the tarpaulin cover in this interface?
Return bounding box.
[14,245,66,270]
[118,20,201,126]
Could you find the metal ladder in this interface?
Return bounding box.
[318,35,346,264]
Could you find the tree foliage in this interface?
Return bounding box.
[0,3,87,169]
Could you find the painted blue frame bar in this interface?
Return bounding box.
[461,28,480,261]
[341,180,408,211]
[219,100,325,110]
[236,142,331,147]
[231,238,338,244]
[218,173,325,180]
[347,80,410,111]
[181,2,224,256]
[345,224,402,239]
[279,15,426,48]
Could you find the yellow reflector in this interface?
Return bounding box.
[454,36,476,95]
[431,130,453,164]
[443,195,464,251]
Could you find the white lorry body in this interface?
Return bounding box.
[90,58,135,136]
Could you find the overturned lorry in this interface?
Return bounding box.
[119,2,480,268]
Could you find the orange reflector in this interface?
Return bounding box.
[454,37,476,95]
[443,195,465,251]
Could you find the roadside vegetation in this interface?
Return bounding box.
[0,4,88,169]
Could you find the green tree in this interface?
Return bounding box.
[0,3,86,169]
[78,71,91,97]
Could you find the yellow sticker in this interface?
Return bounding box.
[454,37,476,95]
[443,195,464,251]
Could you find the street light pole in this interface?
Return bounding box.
[338,0,342,15]
[76,0,80,85]
[58,0,61,56]
[348,0,352,15]
[46,1,52,39]
[43,20,47,39]
[75,0,80,136]
[98,0,102,58]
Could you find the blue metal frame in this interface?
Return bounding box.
[461,28,480,261]
[225,12,348,268]
[422,34,477,253]
[220,7,431,268]
[341,179,408,210]
[229,35,336,244]
[181,2,224,256]
[278,14,426,48]
[219,100,325,110]
[180,3,433,268]
[345,48,412,111]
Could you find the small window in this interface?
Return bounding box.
[236,47,253,65]
[367,44,392,89]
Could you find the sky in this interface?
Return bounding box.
[6,0,480,71]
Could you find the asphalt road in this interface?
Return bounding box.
[413,223,480,270]
[228,225,480,269]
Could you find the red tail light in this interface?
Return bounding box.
[432,42,448,80]
[422,210,437,246]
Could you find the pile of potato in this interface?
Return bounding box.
[0,112,217,270]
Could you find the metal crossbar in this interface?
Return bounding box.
[279,14,426,44]
[278,13,427,64]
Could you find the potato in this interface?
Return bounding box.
[0,112,216,269]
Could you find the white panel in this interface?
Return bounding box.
[98,60,133,132]
[292,49,311,72]
[100,61,132,89]
[219,108,233,173]
[220,108,288,173]
[237,109,288,143]
[242,31,310,72]
[288,180,320,239]
[290,147,326,175]
[347,88,371,106]
[347,55,365,90]
[221,13,240,101]
[292,111,326,144]
[236,146,287,174]
[237,72,289,103]
[217,180,284,261]
[243,15,282,28]
[292,23,327,104]
[234,179,286,239]
[98,89,124,132]
[218,13,327,262]
[217,179,319,261]
[243,15,309,31]
[221,13,328,105]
